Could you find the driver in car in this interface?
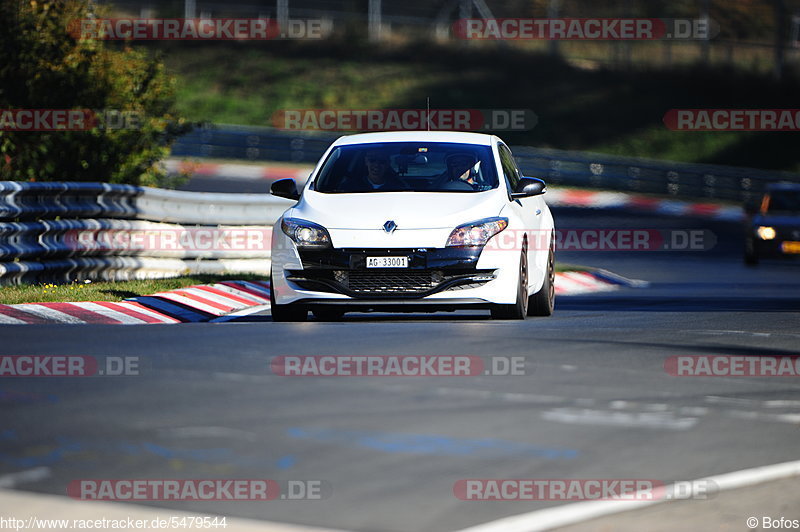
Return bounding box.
[444,153,480,187]
[340,150,408,191]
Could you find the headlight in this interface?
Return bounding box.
[446,217,508,247]
[756,226,776,240]
[281,218,332,248]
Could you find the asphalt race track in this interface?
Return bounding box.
[2,206,800,531]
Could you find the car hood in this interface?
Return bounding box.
[289,190,505,230]
[752,214,800,227]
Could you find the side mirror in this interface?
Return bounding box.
[271,178,300,201]
[511,177,546,198]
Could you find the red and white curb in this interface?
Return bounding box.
[0,281,271,325]
[555,271,617,295]
[0,272,645,324]
[165,159,310,182]
[546,188,744,221]
[555,269,647,296]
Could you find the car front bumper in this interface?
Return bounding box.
[271,243,523,307]
[749,236,800,257]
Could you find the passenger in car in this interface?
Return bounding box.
[340,150,408,191]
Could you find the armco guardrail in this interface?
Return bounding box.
[172,124,336,164]
[0,181,291,224]
[0,220,273,260]
[0,257,272,285]
[172,125,800,203]
[0,182,293,284]
[135,188,292,224]
[512,146,800,205]
[0,181,140,220]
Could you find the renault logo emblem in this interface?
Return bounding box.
[383,220,397,233]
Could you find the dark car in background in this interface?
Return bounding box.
[745,183,800,265]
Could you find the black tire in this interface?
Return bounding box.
[269,279,308,322]
[490,248,529,320]
[744,238,759,266]
[312,307,346,321]
[528,244,555,317]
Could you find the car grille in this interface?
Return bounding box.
[287,269,494,297]
[341,271,437,294]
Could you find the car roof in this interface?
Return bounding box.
[332,131,498,147]
[766,182,800,192]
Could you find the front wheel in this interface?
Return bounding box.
[490,249,529,320]
[744,238,759,266]
[269,279,308,322]
[528,244,555,316]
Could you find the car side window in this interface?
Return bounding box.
[498,144,520,193]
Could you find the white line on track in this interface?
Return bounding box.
[156,426,260,442]
[392,385,567,404]
[0,467,51,488]
[210,371,276,383]
[704,395,759,406]
[454,459,800,532]
[541,407,698,430]
[763,400,800,408]
[696,329,773,337]
[726,410,800,424]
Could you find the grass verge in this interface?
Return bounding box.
[0,275,268,305]
[555,263,591,273]
[1,265,584,305]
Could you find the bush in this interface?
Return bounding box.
[0,0,188,186]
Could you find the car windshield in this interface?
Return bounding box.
[313,142,498,193]
[764,190,800,214]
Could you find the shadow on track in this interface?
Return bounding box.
[557,291,800,312]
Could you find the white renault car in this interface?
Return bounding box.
[269,131,555,321]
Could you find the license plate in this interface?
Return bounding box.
[366,256,408,268]
[781,241,800,254]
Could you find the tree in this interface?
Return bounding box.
[0,0,188,186]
